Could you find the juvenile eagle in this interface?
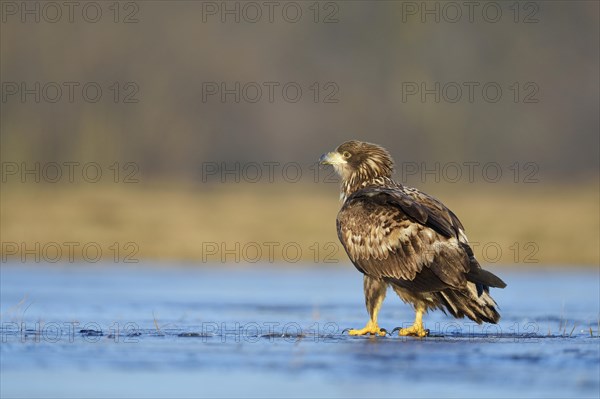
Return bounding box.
[320,141,506,337]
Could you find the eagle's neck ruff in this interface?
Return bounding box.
[333,142,394,202]
[341,176,394,202]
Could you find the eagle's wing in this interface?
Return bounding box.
[336,185,472,289]
[375,185,465,239]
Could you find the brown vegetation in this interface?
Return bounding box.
[1,181,597,265]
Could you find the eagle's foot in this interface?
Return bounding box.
[347,321,387,336]
[394,324,429,338]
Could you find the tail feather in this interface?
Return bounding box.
[438,283,501,324]
[461,242,507,289]
[467,267,507,289]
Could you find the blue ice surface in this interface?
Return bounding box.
[1,263,599,399]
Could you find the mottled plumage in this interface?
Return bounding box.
[320,141,506,336]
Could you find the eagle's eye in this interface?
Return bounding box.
[342,151,352,159]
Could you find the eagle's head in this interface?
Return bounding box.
[320,140,394,198]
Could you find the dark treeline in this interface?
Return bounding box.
[1,2,598,182]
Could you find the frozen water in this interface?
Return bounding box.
[1,264,599,398]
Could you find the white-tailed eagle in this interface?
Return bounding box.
[320,140,506,337]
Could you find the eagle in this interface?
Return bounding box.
[320,141,506,337]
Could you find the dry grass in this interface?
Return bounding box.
[1,181,598,265]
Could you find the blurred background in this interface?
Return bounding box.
[1,1,598,266]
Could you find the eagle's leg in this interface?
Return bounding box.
[397,307,429,337]
[348,276,387,336]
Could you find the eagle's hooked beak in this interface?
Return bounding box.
[319,152,346,165]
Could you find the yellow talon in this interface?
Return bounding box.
[348,321,387,336]
[396,308,429,337]
[397,324,429,337]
